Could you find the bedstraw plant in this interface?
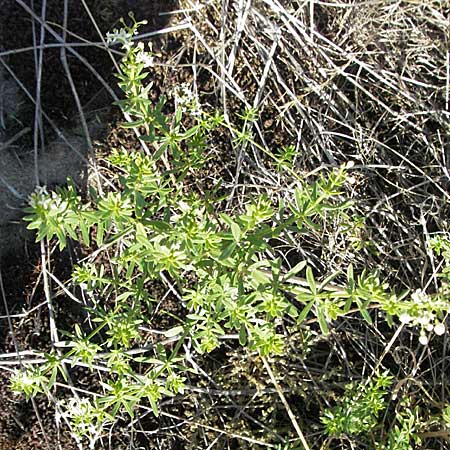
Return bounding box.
[10,18,450,449]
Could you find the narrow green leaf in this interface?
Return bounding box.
[66,224,78,241]
[249,269,271,285]
[116,291,133,302]
[121,119,145,129]
[175,106,183,124]
[183,125,200,139]
[79,219,90,246]
[163,326,184,338]
[139,134,155,143]
[152,142,168,161]
[186,314,204,321]
[48,368,58,390]
[149,396,159,417]
[126,261,135,279]
[284,260,307,280]
[294,187,303,211]
[239,324,247,346]
[96,221,104,246]
[356,300,372,324]
[306,266,316,295]
[220,214,241,242]
[304,217,320,230]
[318,271,341,292]
[123,400,135,418]
[230,222,241,242]
[56,229,67,250]
[344,295,353,314]
[360,307,372,324]
[287,304,298,318]
[317,306,329,334]
[219,242,237,261]
[298,298,315,322]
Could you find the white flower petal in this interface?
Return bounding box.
[434,323,446,336]
[399,313,412,324]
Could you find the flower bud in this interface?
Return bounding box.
[434,323,446,336]
[419,334,429,345]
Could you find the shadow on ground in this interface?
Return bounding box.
[0,1,178,448]
[0,0,179,260]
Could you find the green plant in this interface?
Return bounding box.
[56,397,112,450]
[274,144,296,172]
[321,372,393,438]
[321,376,431,449]
[12,18,450,449]
[443,405,450,429]
[10,367,49,400]
[383,400,422,450]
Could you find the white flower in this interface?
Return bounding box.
[417,314,433,326]
[434,322,446,336]
[16,372,36,387]
[136,50,154,68]
[229,287,239,301]
[28,185,50,208]
[419,333,429,345]
[170,83,201,115]
[345,161,355,169]
[411,289,430,305]
[399,313,412,324]
[106,28,133,50]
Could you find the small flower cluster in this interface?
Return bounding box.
[9,367,48,400]
[28,185,68,216]
[399,289,447,345]
[169,83,202,115]
[56,397,109,449]
[106,27,136,50]
[106,18,152,63]
[135,42,154,68]
[28,185,51,209]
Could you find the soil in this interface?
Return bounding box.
[0,2,184,448]
[0,0,179,131]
